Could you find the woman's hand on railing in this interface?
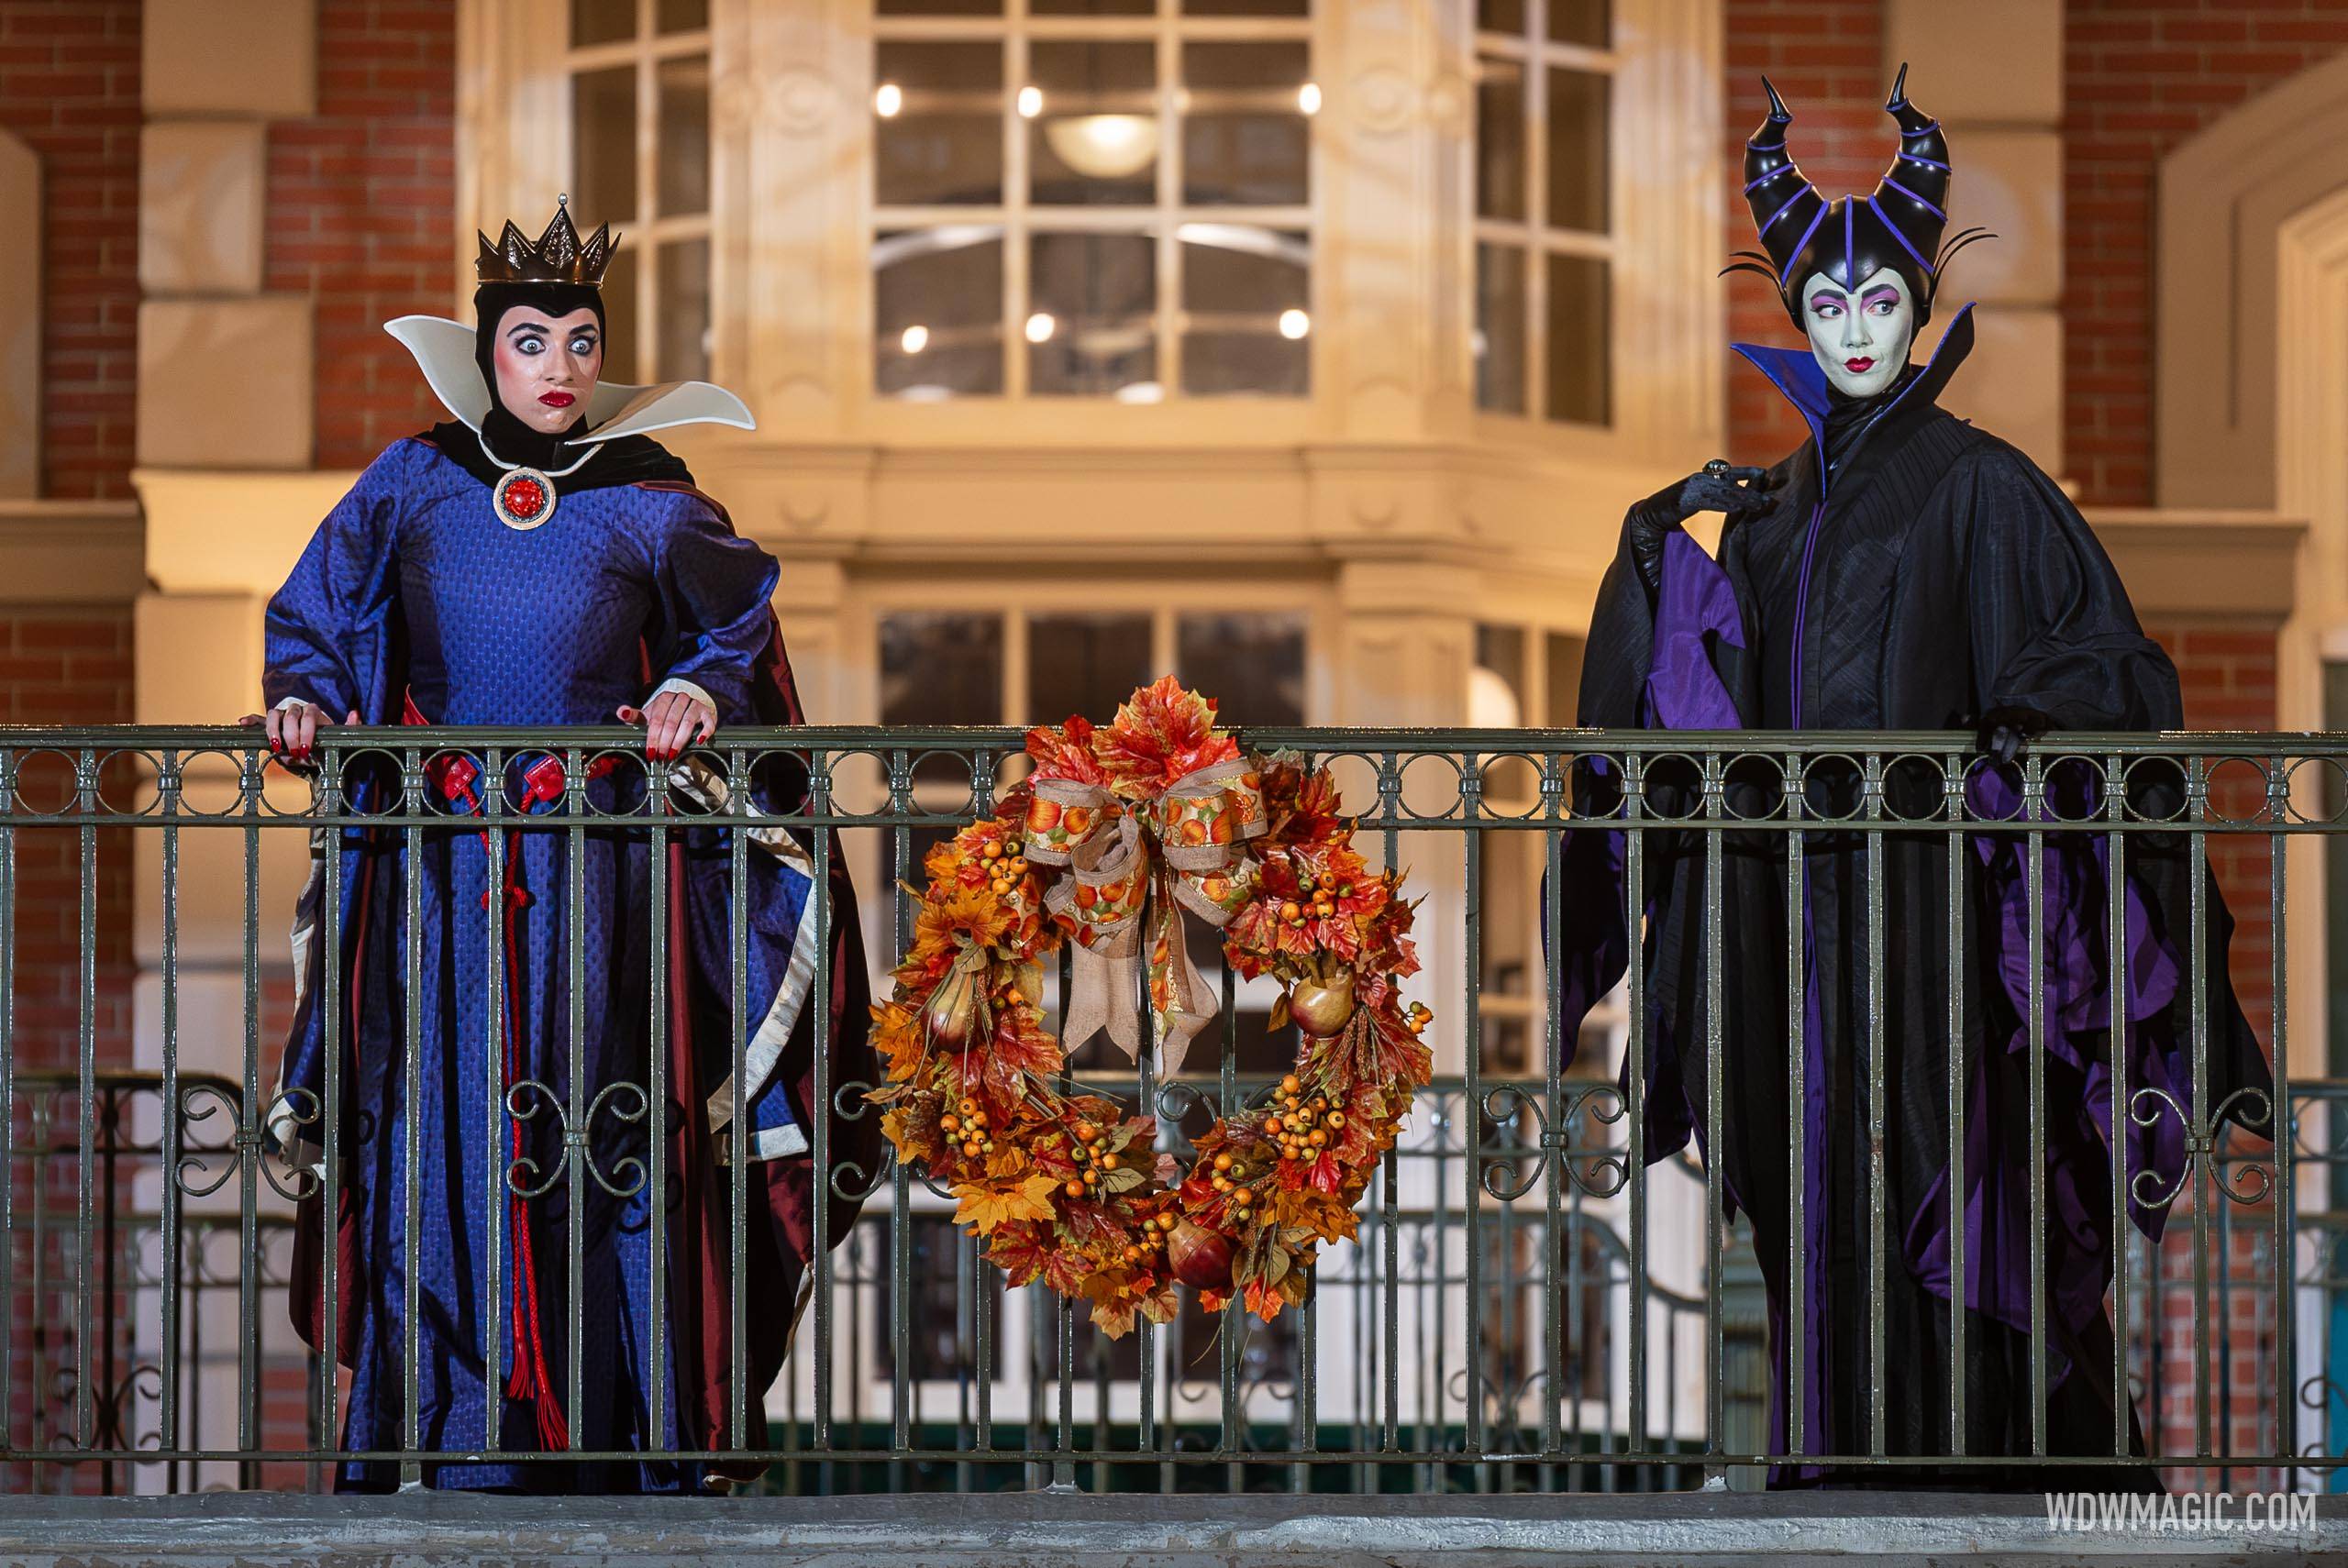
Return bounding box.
[617,690,717,763]
[1973,705,2051,767]
[237,701,357,768]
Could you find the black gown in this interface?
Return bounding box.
[1558,306,2272,1488]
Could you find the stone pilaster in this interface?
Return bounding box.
[1887,0,2065,479]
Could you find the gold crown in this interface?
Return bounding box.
[474,194,616,288]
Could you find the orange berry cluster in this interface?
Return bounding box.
[1265,1073,1342,1163]
[1203,1148,1257,1211]
[1065,1119,1124,1200]
[980,837,1029,895]
[1277,870,1344,929]
[1121,1209,1178,1265]
[939,1097,995,1162]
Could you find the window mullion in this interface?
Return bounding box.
[1157,0,1182,401]
[1003,609,1029,727]
[638,18,660,382]
[1524,4,1549,424]
[1004,7,1030,400]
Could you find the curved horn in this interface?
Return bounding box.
[1743,76,1822,283]
[1879,61,1950,221]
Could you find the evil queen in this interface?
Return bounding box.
[1554,71,2272,1486]
[256,199,877,1493]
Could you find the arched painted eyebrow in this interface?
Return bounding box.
[1807,288,1847,309]
[1859,285,1900,307]
[504,318,555,339]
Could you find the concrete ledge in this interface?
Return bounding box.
[0,1491,2341,1567]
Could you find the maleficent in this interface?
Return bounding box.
[256,199,877,1493]
[1554,72,2271,1487]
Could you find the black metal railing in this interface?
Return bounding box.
[0,726,2326,1493]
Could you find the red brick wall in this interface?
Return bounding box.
[0,1,139,500]
[1723,0,1888,463]
[2136,616,2279,1486]
[265,0,458,471]
[0,608,136,1074]
[2066,3,2348,505]
[0,605,135,1492]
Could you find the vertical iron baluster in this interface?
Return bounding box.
[568,744,590,1455]
[1219,952,1240,1485]
[402,744,424,1482]
[1623,752,1647,1461]
[728,744,749,1451]
[158,756,181,1463]
[2024,751,2048,1455]
[888,801,912,1474]
[1947,748,1969,1456]
[2269,753,2292,1472]
[2188,753,2211,1460]
[1542,816,1564,1461]
[1055,1291,1074,1491]
[1785,746,1806,1463]
[73,752,96,1453]
[1864,753,1887,1457]
[2106,752,2128,1460]
[1462,792,1483,1460]
[648,755,669,1461]
[283,746,316,1455]
[1380,809,1401,1458]
[482,746,505,1452]
[1135,955,1157,1491]
[810,748,838,1458]
[245,765,268,1459]
[1702,748,1725,1482]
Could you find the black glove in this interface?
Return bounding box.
[1974,705,2052,767]
[1624,461,1778,595]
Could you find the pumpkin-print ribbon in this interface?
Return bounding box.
[1027,760,1266,1074]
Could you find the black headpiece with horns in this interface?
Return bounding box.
[1724,64,1993,327]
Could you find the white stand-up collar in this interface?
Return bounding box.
[383,315,757,443]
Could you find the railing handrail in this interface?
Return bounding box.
[0,723,2339,753]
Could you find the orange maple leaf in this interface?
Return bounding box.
[953,1172,1061,1236]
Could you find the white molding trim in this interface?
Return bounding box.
[2155,51,2348,512]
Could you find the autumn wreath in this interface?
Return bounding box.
[868,679,1434,1334]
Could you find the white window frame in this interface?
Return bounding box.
[559,2,716,383]
[1471,1,1616,429]
[1458,0,1723,465]
[868,1,1317,411]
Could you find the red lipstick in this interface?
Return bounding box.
[1843,357,1875,374]
[537,391,576,408]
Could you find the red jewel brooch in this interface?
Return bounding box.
[493,468,556,531]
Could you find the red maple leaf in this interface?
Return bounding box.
[985,1220,1052,1288]
[1095,677,1241,800]
[1025,715,1109,784]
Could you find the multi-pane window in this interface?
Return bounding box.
[871,0,1315,402]
[878,606,1306,729]
[1472,0,1612,425]
[567,0,713,381]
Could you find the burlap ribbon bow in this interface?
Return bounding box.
[1026,758,1266,1074]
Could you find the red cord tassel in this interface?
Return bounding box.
[493,834,570,1452]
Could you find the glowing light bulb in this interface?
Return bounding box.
[1024,312,1057,344]
[1017,85,1043,118]
[1297,82,1322,116]
[874,83,903,118]
[1278,308,1311,340]
[900,324,929,354]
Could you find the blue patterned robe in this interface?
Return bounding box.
[264,434,873,1492]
